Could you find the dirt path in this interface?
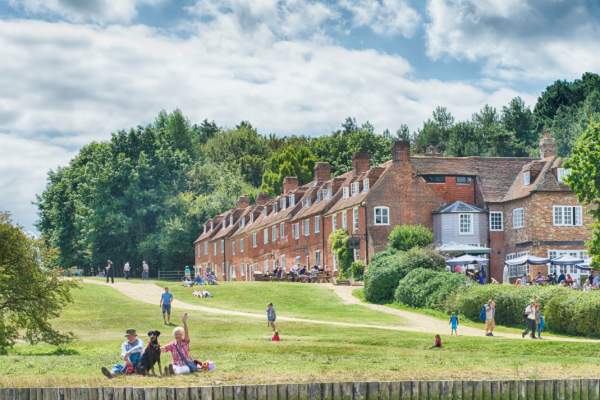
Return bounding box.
[85,279,593,342]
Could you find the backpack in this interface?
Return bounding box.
[479,306,486,321]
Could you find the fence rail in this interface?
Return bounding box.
[2,379,600,400]
[157,270,185,281]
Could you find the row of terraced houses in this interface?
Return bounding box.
[193,133,592,283]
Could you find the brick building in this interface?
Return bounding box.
[193,133,591,282]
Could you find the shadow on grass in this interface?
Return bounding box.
[15,347,80,356]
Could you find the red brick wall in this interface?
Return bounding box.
[425,176,476,205]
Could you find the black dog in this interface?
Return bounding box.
[139,330,162,376]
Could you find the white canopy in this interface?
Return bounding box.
[437,243,490,254]
[551,255,584,265]
[504,255,550,266]
[446,254,489,266]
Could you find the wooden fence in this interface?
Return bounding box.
[2,379,600,400]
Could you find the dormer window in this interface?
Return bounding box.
[250,213,254,223]
[240,217,246,228]
[342,187,349,199]
[316,190,322,202]
[263,207,267,217]
[326,187,332,199]
[203,224,207,234]
[280,197,286,210]
[523,171,531,186]
[557,168,570,184]
[273,203,278,213]
[289,194,296,207]
[210,221,213,230]
[303,197,312,208]
[350,182,359,196]
[229,215,234,225]
[222,220,226,229]
[363,178,369,192]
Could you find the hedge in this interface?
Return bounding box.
[395,268,470,309]
[364,248,445,304]
[388,225,433,251]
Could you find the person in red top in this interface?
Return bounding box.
[161,313,197,375]
[272,331,280,341]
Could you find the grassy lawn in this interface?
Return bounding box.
[160,280,406,325]
[3,283,600,388]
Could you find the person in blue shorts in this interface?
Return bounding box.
[160,287,173,325]
[449,312,459,336]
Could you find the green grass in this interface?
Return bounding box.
[3,283,600,388]
[161,281,406,325]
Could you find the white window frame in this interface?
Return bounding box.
[292,223,300,240]
[332,213,337,231]
[213,242,217,256]
[280,197,286,210]
[363,179,369,192]
[263,228,269,245]
[548,249,589,276]
[557,168,570,184]
[279,222,285,239]
[374,206,390,226]
[280,255,286,271]
[240,217,245,228]
[220,239,225,253]
[204,241,208,256]
[353,207,359,232]
[240,238,244,253]
[229,215,234,225]
[350,182,359,196]
[341,209,348,230]
[272,225,277,242]
[553,205,583,227]
[303,219,310,236]
[314,215,320,234]
[512,208,524,229]
[315,250,321,266]
[458,214,473,235]
[252,232,257,248]
[489,211,504,231]
[523,171,531,186]
[342,187,349,199]
[232,241,236,256]
[353,248,360,261]
[289,195,295,207]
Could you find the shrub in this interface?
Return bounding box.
[388,225,433,251]
[329,229,353,278]
[364,247,445,304]
[350,260,366,281]
[395,268,470,309]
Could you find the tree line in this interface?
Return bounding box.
[36,73,600,273]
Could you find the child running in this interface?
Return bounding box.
[266,303,277,332]
[449,312,459,336]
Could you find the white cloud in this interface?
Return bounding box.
[8,0,163,24]
[425,0,600,81]
[340,0,421,37]
[0,17,534,229]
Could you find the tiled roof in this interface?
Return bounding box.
[326,167,387,214]
[503,156,570,202]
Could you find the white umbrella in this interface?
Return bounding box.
[551,255,584,265]
[505,255,550,266]
[446,254,489,266]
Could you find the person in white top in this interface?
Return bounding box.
[521,301,538,339]
[142,261,149,280]
[123,262,131,280]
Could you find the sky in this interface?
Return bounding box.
[1,0,600,232]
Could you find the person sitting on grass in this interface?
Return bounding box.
[160,287,173,325]
[194,273,205,286]
[431,334,442,348]
[101,329,144,379]
[272,331,280,341]
[162,313,198,375]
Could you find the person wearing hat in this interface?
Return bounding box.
[101,329,144,378]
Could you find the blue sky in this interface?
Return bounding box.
[1,0,599,231]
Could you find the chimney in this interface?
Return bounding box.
[392,140,410,162]
[539,131,556,159]
[236,195,250,209]
[352,153,370,175]
[313,162,332,182]
[256,192,270,205]
[282,176,299,194]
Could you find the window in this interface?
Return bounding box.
[351,182,359,196]
[213,242,217,256]
[280,255,286,271]
[292,223,300,240]
[232,241,236,255]
[263,229,269,244]
[229,215,234,225]
[316,190,323,202]
[240,217,245,228]
[353,248,360,261]
[250,213,254,223]
[363,178,369,192]
[342,187,349,199]
[220,239,225,253]
[203,225,207,234]
[210,221,213,230]
[341,210,348,230]
[204,242,208,255]
[557,168,570,184]
[314,215,320,234]
[240,238,244,253]
[273,203,278,213]
[315,250,321,266]
[279,222,285,239]
[506,252,529,278]
[303,219,310,236]
[272,225,277,242]
[374,207,390,225]
[326,187,332,199]
[289,195,296,207]
[548,249,588,276]
[280,197,286,210]
[303,197,312,208]
[458,214,473,235]
[353,207,359,231]
[456,176,472,184]
[553,205,583,226]
[263,259,269,273]
[512,208,524,229]
[523,171,531,186]
[222,220,226,229]
[252,232,257,248]
[332,213,337,231]
[424,175,445,183]
[489,211,503,231]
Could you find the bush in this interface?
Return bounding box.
[364,247,446,304]
[395,268,469,309]
[350,260,366,281]
[388,225,433,251]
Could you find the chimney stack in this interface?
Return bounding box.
[539,131,556,159]
[313,162,332,182]
[236,195,250,209]
[352,152,370,175]
[282,176,299,194]
[256,192,270,205]
[392,140,410,162]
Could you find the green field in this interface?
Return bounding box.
[2,283,600,388]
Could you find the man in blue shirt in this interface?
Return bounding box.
[101,329,144,379]
[160,287,174,325]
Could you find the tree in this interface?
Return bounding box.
[329,229,354,279]
[388,225,433,251]
[414,107,454,153]
[502,97,537,151]
[395,124,411,141]
[0,213,75,353]
[260,145,317,195]
[564,119,600,268]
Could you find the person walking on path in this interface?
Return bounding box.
[105,260,115,284]
[266,303,277,331]
[522,301,538,339]
[123,262,131,280]
[449,312,459,336]
[160,287,174,325]
[184,265,191,281]
[162,313,198,375]
[483,299,496,336]
[537,310,545,339]
[142,260,149,280]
